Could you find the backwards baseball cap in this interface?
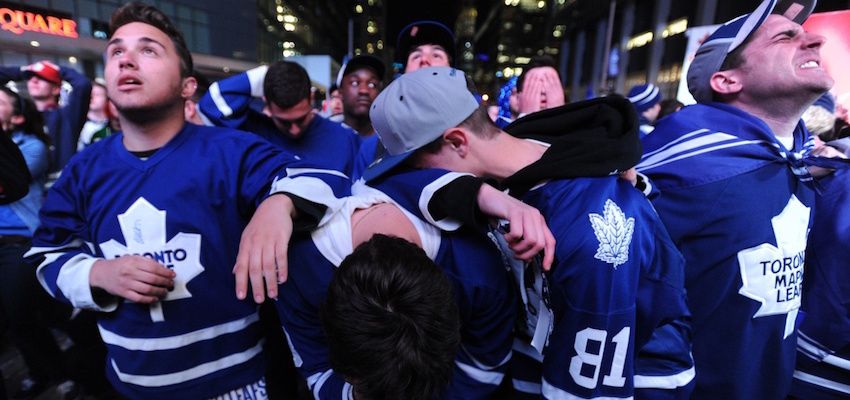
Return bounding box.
[396,21,457,68]
[627,83,662,113]
[336,54,386,87]
[364,66,479,182]
[22,60,61,85]
[687,0,817,103]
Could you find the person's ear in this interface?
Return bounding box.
[181,76,198,100]
[709,70,743,96]
[184,100,197,120]
[443,127,470,157]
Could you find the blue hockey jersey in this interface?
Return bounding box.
[27,123,348,400]
[525,176,692,400]
[637,102,818,400]
[789,168,850,400]
[198,65,362,177]
[279,185,515,399]
[352,134,381,181]
[365,166,694,400]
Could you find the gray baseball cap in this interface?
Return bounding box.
[364,66,479,182]
[687,0,817,103]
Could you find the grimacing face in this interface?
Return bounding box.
[732,15,833,101]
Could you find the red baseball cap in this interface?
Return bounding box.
[22,61,61,85]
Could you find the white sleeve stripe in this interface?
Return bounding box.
[512,338,544,362]
[305,371,326,390]
[281,327,303,368]
[345,184,443,260]
[542,378,635,400]
[197,109,214,127]
[792,370,850,395]
[271,175,346,226]
[28,238,113,309]
[824,354,850,370]
[24,237,88,257]
[455,361,504,385]
[208,82,233,117]
[110,339,264,387]
[419,172,473,231]
[284,167,349,180]
[633,366,696,389]
[796,331,847,368]
[307,370,340,399]
[34,253,62,298]
[460,343,511,370]
[246,65,268,98]
[342,382,354,400]
[512,379,542,394]
[797,333,832,361]
[53,253,106,309]
[99,313,260,350]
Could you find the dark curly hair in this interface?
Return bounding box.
[321,234,460,400]
[264,61,312,109]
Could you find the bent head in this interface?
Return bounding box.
[264,61,315,139]
[321,234,459,400]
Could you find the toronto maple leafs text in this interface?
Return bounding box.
[759,250,804,303]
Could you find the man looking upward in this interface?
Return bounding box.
[637,0,845,398]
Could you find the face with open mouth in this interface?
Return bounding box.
[405,44,450,73]
[104,22,186,120]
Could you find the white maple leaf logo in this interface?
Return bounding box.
[737,195,809,339]
[99,198,205,322]
[589,199,634,268]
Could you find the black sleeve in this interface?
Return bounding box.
[427,175,493,227]
[282,193,326,232]
[0,134,31,205]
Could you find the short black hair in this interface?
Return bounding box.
[713,35,756,102]
[719,34,756,73]
[109,2,193,78]
[409,104,499,161]
[264,60,312,109]
[321,234,460,400]
[517,55,557,92]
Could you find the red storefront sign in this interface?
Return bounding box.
[0,7,78,38]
